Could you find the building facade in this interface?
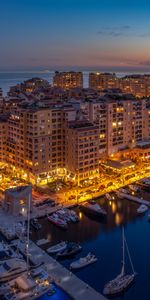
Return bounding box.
[53,71,83,89]
[66,122,99,181]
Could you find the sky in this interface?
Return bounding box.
[1,0,150,71]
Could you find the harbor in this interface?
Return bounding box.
[12,239,107,300]
[0,183,150,299]
[30,188,150,300]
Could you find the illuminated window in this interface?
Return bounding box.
[20,199,25,205]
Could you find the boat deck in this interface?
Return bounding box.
[12,239,107,300]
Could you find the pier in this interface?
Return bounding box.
[12,239,107,300]
[117,191,150,206]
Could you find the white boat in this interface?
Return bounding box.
[105,193,112,201]
[47,241,67,254]
[129,185,140,192]
[48,214,68,229]
[103,227,136,297]
[70,253,97,270]
[1,196,52,300]
[0,241,22,261]
[137,204,148,214]
[0,258,27,283]
[68,210,79,223]
[119,188,128,194]
[2,270,52,300]
[56,209,70,222]
[81,201,107,217]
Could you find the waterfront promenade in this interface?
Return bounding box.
[13,239,107,300]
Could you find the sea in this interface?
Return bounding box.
[0,71,138,96]
[31,189,150,300]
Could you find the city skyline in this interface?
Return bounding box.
[1,0,150,71]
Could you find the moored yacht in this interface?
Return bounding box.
[70,253,97,270]
[105,193,112,201]
[47,214,68,230]
[137,204,148,214]
[47,241,67,254]
[103,227,136,297]
[1,269,52,300]
[0,258,27,283]
[57,242,82,258]
[80,200,107,217]
[129,185,140,193]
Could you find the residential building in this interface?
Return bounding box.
[0,117,7,162]
[53,71,83,89]
[66,121,99,181]
[89,72,119,90]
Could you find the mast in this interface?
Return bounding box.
[27,193,31,275]
[124,235,135,275]
[121,226,125,276]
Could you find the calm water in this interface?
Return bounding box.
[0,72,53,96]
[38,283,71,300]
[31,191,150,300]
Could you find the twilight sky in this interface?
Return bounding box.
[1,0,150,71]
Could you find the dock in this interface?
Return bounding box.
[13,239,107,300]
[117,191,150,206]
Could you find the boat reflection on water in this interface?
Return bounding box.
[115,213,123,226]
[31,196,139,246]
[31,192,150,300]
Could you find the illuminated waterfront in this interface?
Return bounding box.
[31,192,150,300]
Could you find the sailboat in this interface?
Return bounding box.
[103,227,136,297]
[0,193,52,299]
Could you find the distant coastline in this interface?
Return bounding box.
[1,70,150,96]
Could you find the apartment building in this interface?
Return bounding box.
[5,103,77,183]
[53,71,83,89]
[1,91,150,183]
[82,94,150,156]
[0,117,7,162]
[89,73,150,98]
[89,72,119,90]
[88,101,107,156]
[120,75,150,98]
[66,121,99,181]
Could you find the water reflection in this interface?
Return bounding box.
[112,201,117,214]
[115,212,123,226]
[31,193,150,300]
[32,196,139,246]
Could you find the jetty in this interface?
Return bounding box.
[12,239,107,300]
[117,191,150,207]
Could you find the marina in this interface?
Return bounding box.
[29,189,150,300]
[12,239,107,300]
[0,186,150,299]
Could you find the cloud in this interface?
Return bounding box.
[97,25,150,38]
[97,25,131,37]
[139,60,150,66]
